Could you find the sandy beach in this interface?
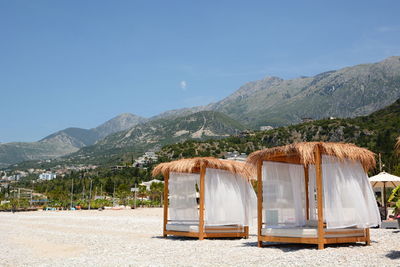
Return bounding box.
[0,208,398,266]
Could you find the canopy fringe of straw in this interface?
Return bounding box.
[152,157,255,180]
[247,142,376,171]
[396,137,400,155]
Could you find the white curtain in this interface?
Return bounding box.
[204,168,257,226]
[263,161,306,228]
[308,165,317,221]
[321,155,381,229]
[168,172,199,224]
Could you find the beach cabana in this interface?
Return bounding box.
[247,142,381,249]
[152,157,257,240]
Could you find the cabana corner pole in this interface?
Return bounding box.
[315,145,325,250]
[304,165,309,221]
[163,172,169,238]
[199,163,206,240]
[257,160,263,248]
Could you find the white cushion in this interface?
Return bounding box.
[166,224,244,233]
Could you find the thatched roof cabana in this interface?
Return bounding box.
[247,142,380,250]
[152,157,255,180]
[153,157,257,240]
[247,142,376,171]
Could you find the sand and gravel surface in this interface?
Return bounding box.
[0,208,399,266]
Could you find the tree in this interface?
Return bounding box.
[388,186,400,218]
[149,182,164,205]
[138,185,148,201]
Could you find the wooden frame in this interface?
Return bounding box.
[162,164,249,240]
[257,144,371,250]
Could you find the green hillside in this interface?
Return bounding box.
[59,111,247,165]
[158,98,400,174]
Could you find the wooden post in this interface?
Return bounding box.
[315,146,325,250]
[163,172,169,238]
[244,226,249,239]
[199,164,206,240]
[257,160,263,248]
[365,228,370,245]
[304,165,309,221]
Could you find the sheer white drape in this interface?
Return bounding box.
[308,165,317,221]
[321,155,381,229]
[263,162,306,228]
[168,172,199,223]
[204,168,257,226]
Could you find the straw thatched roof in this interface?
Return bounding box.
[247,142,376,171]
[396,137,400,155]
[152,157,255,180]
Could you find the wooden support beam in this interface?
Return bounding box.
[257,160,263,248]
[244,226,249,239]
[204,232,248,238]
[266,155,302,165]
[315,145,324,250]
[304,165,309,221]
[163,172,169,238]
[365,228,370,245]
[165,231,200,238]
[261,235,318,244]
[324,229,365,235]
[199,163,206,240]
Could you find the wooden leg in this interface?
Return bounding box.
[258,240,263,247]
[365,228,370,245]
[244,226,249,239]
[318,243,324,250]
[199,235,204,241]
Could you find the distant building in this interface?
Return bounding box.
[9,174,21,181]
[111,165,128,171]
[260,126,274,131]
[135,151,158,167]
[237,130,255,138]
[224,151,247,162]
[140,179,164,190]
[38,173,56,180]
[301,117,314,123]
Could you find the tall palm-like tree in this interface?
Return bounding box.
[150,182,164,206]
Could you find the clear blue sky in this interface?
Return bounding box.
[1,0,399,142]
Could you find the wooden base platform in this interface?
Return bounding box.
[163,226,249,240]
[257,228,370,250]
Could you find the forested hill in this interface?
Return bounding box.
[158,98,400,174]
[59,111,246,165]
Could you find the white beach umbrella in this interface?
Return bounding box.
[369,171,400,218]
[369,171,400,188]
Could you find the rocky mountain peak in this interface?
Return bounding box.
[93,113,147,139]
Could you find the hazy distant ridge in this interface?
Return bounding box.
[0,113,146,167]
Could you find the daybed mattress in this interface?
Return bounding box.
[261,227,364,238]
[166,224,244,233]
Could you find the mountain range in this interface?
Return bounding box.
[60,111,246,165]
[159,98,400,171]
[1,56,400,167]
[156,56,400,127]
[0,113,146,167]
